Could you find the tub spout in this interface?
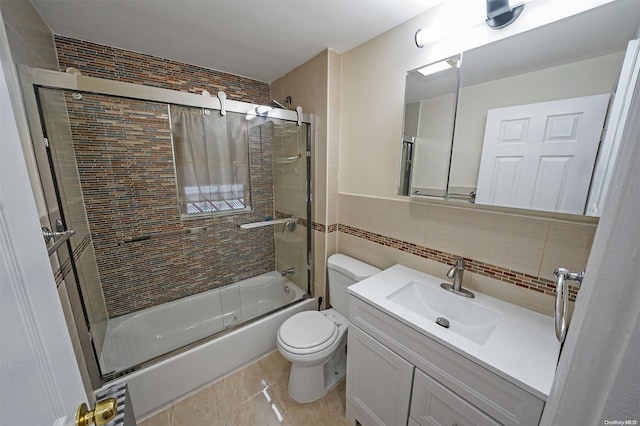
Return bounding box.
[281,267,295,277]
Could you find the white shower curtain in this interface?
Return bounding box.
[170,105,249,214]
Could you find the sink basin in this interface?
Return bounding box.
[386,280,502,345]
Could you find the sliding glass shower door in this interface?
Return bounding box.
[33,83,311,383]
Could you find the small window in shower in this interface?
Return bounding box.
[170,105,251,217]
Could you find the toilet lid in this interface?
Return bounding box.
[279,311,338,351]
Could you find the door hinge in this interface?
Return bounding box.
[44,137,49,148]
[600,124,608,143]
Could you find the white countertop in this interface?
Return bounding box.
[348,264,561,400]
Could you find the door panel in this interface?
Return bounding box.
[38,88,107,360]
[490,157,522,205]
[346,325,414,426]
[476,93,610,214]
[36,88,108,384]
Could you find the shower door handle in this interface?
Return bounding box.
[42,219,76,255]
[42,227,75,243]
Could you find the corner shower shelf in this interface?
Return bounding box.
[274,122,298,137]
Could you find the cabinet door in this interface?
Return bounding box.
[346,325,414,426]
[411,369,500,426]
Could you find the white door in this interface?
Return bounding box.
[1,54,87,425]
[475,94,610,214]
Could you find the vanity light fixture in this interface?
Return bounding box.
[415,28,425,48]
[485,0,525,29]
[415,0,527,47]
[416,57,460,77]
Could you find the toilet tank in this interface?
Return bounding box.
[327,254,381,317]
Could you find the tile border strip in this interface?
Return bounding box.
[308,222,337,233]
[334,223,577,301]
[54,233,92,286]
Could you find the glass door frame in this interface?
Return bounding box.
[18,65,314,388]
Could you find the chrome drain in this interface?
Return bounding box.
[436,317,450,328]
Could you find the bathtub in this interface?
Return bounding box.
[98,271,314,419]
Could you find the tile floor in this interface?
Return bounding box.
[138,351,351,426]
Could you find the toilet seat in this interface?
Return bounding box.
[278,311,339,355]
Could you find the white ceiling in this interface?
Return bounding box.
[31,0,446,82]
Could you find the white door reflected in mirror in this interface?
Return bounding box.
[475,93,610,214]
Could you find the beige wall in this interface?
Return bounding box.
[337,0,613,314]
[272,49,341,308]
[0,0,57,207]
[338,193,596,315]
[0,0,57,68]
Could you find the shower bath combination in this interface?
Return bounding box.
[23,66,314,404]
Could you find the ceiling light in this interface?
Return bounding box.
[416,57,460,77]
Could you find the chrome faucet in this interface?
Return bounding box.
[448,258,465,291]
[281,267,295,277]
[440,257,475,298]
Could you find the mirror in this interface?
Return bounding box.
[399,2,640,216]
[399,55,460,197]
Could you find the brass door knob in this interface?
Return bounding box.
[76,397,117,426]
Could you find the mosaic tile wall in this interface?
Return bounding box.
[55,37,283,318]
[65,93,277,317]
[55,36,271,103]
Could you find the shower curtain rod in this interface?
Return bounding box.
[21,66,313,125]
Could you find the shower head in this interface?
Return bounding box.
[269,99,289,110]
[268,96,292,110]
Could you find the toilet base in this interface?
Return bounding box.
[323,340,346,391]
[287,342,347,403]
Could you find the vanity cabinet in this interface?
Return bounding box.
[346,326,414,425]
[410,369,500,426]
[346,296,545,426]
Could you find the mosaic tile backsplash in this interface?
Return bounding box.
[332,224,576,301]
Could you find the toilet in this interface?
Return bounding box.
[277,254,381,403]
